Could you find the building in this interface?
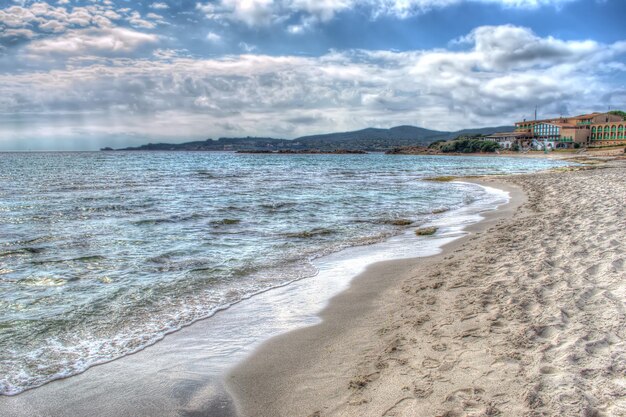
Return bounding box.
[514,112,624,149]
[590,121,626,147]
[486,112,625,150]
[483,132,530,149]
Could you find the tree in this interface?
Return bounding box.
[608,110,626,121]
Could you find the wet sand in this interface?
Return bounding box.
[228,161,626,416]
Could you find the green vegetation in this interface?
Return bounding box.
[427,139,446,149]
[429,135,500,153]
[608,110,626,120]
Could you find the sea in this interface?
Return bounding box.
[0,151,571,395]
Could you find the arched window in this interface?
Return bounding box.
[611,125,617,132]
[604,126,610,133]
[591,127,596,133]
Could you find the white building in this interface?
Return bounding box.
[483,132,529,149]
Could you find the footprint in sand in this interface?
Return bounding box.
[422,357,441,369]
[432,343,447,352]
[413,379,434,398]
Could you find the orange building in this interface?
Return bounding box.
[590,122,626,147]
[514,112,624,149]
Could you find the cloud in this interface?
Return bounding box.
[454,25,605,70]
[150,2,170,10]
[1,24,623,149]
[238,41,257,52]
[0,28,37,42]
[0,5,40,28]
[195,0,579,28]
[195,0,353,27]
[26,27,158,55]
[368,0,577,18]
[197,0,277,27]
[206,31,222,42]
[127,11,156,29]
[0,2,160,50]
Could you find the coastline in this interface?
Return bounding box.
[3,158,623,417]
[0,173,511,416]
[227,161,626,416]
[226,180,525,416]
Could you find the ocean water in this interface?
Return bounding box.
[0,152,569,395]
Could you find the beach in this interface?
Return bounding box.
[228,159,626,416]
[1,155,624,417]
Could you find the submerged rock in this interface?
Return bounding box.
[431,207,449,214]
[415,226,437,236]
[424,176,456,182]
[388,219,413,226]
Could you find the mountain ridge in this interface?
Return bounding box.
[108,125,514,152]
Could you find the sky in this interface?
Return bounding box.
[1,0,625,150]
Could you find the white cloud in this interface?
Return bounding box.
[371,0,578,17]
[103,10,122,20]
[288,0,353,21]
[196,0,347,26]
[196,0,579,27]
[238,41,257,52]
[26,27,158,55]
[1,25,623,148]
[0,28,36,40]
[206,31,222,42]
[197,0,277,26]
[0,6,40,28]
[150,2,170,9]
[38,19,68,33]
[127,11,156,29]
[0,2,161,50]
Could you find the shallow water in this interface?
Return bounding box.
[0,151,569,395]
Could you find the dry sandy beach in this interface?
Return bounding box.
[228,159,626,417]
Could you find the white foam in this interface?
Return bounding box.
[144,181,509,373]
[0,182,508,397]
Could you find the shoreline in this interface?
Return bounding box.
[3,160,622,416]
[226,179,525,416]
[0,178,511,416]
[227,161,626,416]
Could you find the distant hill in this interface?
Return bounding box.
[110,125,514,152]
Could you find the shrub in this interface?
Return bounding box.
[439,139,500,153]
